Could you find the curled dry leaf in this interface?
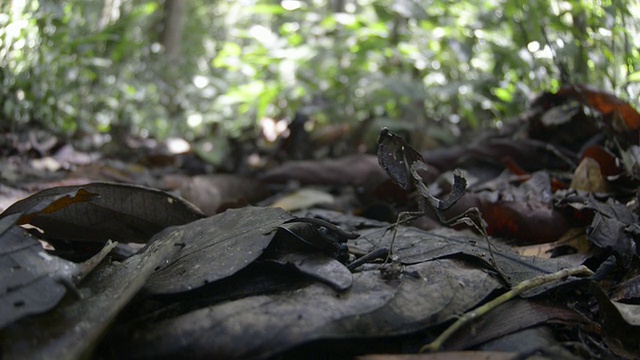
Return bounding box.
[559,193,638,265]
[0,182,204,245]
[557,84,640,136]
[570,157,611,193]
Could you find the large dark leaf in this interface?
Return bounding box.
[302,209,580,293]
[531,84,640,147]
[444,298,589,351]
[0,223,186,359]
[0,193,116,329]
[144,206,294,294]
[103,269,399,360]
[103,258,500,360]
[333,258,502,336]
[0,213,70,329]
[354,225,579,292]
[0,182,204,245]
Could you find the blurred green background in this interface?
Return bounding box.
[2,0,639,146]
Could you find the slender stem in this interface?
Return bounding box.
[347,247,389,270]
[420,265,594,353]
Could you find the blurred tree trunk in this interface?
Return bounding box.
[99,0,121,30]
[161,0,186,63]
[572,9,589,84]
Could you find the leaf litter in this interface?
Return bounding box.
[1,85,640,359]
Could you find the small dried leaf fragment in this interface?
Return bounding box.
[570,157,611,193]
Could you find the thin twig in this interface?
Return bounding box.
[419,265,594,353]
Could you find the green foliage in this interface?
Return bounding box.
[1,0,639,143]
[0,1,180,137]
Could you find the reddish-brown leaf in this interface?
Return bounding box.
[556,84,640,141]
[581,145,623,177]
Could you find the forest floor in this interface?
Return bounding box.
[1,84,640,359]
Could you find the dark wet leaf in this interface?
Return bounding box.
[15,188,99,225]
[528,100,602,152]
[334,258,502,336]
[0,182,204,245]
[354,225,579,292]
[0,223,185,359]
[591,282,640,358]
[276,219,353,263]
[264,251,353,291]
[360,351,534,360]
[296,208,392,231]
[144,206,294,294]
[102,258,500,360]
[0,211,115,329]
[477,327,577,358]
[0,213,68,329]
[445,298,589,350]
[560,193,638,265]
[106,261,316,335]
[533,84,640,146]
[108,269,398,360]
